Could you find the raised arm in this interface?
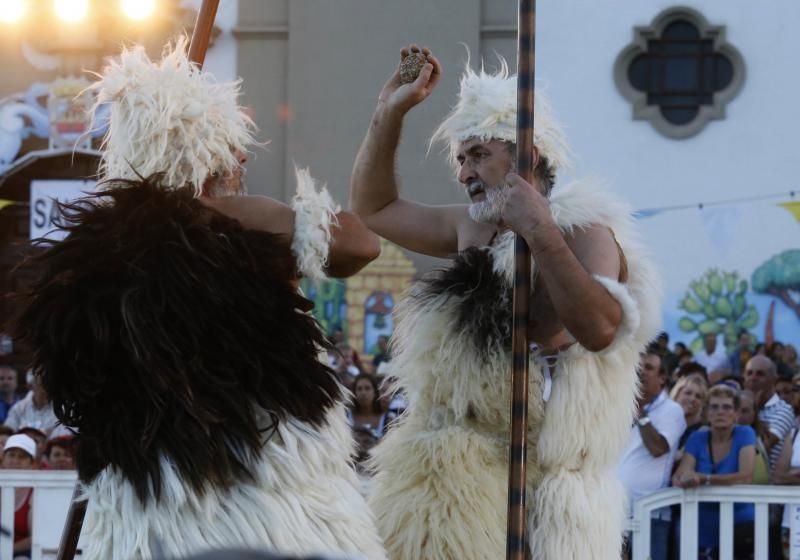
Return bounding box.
[350,45,465,258]
[200,194,379,278]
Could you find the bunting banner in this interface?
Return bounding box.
[696,205,742,258]
[778,201,800,223]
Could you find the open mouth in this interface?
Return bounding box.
[467,182,485,201]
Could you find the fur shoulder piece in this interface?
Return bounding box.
[290,167,340,282]
[12,176,340,503]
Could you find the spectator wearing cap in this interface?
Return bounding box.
[18,427,47,466]
[2,434,37,558]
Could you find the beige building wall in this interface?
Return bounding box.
[236,0,519,273]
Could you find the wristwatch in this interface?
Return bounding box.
[636,416,651,427]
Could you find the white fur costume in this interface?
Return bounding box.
[83,405,384,559]
[75,43,386,560]
[369,60,661,560]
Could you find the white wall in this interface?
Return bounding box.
[535,0,800,349]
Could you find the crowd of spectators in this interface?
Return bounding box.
[0,366,76,560]
[619,330,800,560]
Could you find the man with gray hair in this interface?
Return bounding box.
[744,355,795,470]
[350,45,661,560]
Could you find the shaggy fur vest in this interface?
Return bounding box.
[13,178,385,560]
[369,180,661,560]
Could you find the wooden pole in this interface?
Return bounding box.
[506,1,536,559]
[55,3,221,559]
[187,0,220,68]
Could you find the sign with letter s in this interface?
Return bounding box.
[30,180,95,241]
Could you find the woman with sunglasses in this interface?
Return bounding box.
[673,385,756,559]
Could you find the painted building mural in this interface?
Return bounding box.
[302,239,417,359]
[644,197,800,352]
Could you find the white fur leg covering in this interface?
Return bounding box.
[369,421,508,560]
[529,470,626,560]
[291,167,340,282]
[530,276,646,559]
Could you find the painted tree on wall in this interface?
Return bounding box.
[752,249,800,320]
[678,269,759,353]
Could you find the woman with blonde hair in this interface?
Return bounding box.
[670,373,708,457]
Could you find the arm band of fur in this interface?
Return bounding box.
[291,167,340,282]
[592,274,641,352]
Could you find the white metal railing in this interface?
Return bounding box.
[0,470,79,560]
[628,485,800,560]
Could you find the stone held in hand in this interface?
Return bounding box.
[399,52,427,84]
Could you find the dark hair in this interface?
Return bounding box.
[676,361,708,381]
[504,142,556,194]
[12,176,340,503]
[0,426,13,437]
[45,436,75,458]
[350,373,382,415]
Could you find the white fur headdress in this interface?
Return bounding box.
[90,38,256,196]
[431,56,571,173]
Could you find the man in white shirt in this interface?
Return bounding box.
[618,350,686,560]
[3,373,69,438]
[695,333,731,379]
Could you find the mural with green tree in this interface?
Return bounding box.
[751,249,800,320]
[677,269,759,353]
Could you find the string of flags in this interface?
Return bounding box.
[633,190,799,222]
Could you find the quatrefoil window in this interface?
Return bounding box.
[614,8,745,139]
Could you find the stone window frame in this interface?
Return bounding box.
[614,7,746,139]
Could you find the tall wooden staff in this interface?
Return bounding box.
[54,2,220,558]
[506,1,536,559]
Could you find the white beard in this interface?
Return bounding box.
[468,183,510,224]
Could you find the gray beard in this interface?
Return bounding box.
[468,183,510,224]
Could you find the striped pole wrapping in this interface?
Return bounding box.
[506,1,536,559]
[55,3,221,559]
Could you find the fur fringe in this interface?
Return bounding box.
[81,405,386,560]
[370,179,661,560]
[90,38,256,195]
[430,55,571,173]
[291,167,340,282]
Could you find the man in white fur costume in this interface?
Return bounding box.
[13,42,386,560]
[349,45,661,559]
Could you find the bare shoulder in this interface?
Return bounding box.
[200,194,294,236]
[454,210,497,250]
[564,224,621,280]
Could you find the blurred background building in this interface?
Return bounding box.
[0,0,798,362]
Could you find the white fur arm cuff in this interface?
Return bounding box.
[291,167,340,282]
[593,274,641,352]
